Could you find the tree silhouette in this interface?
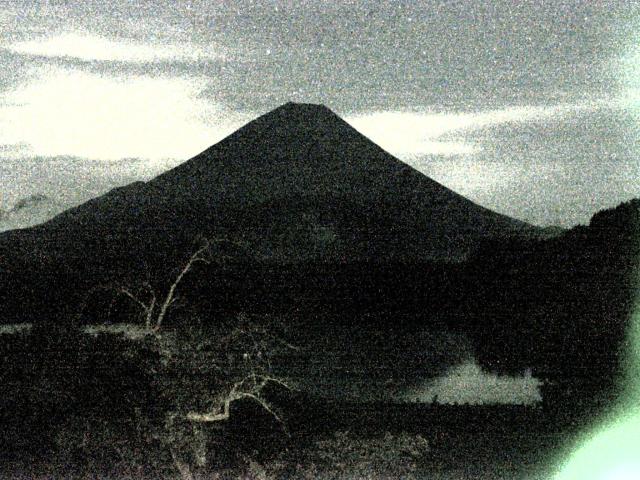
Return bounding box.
[77,238,296,479]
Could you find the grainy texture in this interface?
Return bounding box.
[0,1,639,227]
[0,2,639,479]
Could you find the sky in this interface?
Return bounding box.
[1,0,640,228]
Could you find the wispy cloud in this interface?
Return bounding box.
[5,32,226,64]
[0,193,65,232]
[0,66,249,162]
[346,103,598,158]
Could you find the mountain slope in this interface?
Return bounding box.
[13,103,533,261]
[0,102,539,322]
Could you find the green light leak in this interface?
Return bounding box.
[554,274,640,478]
[552,392,640,479]
[551,34,640,468]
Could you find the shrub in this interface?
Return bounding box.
[264,430,430,479]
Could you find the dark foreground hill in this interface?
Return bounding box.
[463,198,640,408]
[0,102,536,323]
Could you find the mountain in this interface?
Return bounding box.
[0,102,637,415]
[0,102,538,323]
[4,103,533,256]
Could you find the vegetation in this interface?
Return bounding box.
[1,238,299,478]
[1,199,638,478]
[242,430,431,479]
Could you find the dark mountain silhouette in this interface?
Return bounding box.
[0,102,638,441]
[0,102,539,322]
[13,103,533,258]
[1,102,637,413]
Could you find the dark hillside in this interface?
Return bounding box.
[462,199,640,409]
[0,102,536,324]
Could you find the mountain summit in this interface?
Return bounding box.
[2,102,534,266]
[152,101,532,260]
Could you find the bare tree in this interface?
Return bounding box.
[117,238,213,332]
[185,321,295,425]
[77,238,297,479]
[78,237,240,332]
[162,315,297,479]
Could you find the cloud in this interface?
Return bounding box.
[0,66,250,162]
[0,193,65,232]
[0,155,155,224]
[5,32,226,64]
[345,103,597,158]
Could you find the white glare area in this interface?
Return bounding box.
[554,411,640,480]
[346,103,593,158]
[414,158,529,197]
[0,67,247,163]
[400,361,543,405]
[6,32,225,63]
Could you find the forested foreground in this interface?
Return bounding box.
[0,199,638,478]
[0,319,600,480]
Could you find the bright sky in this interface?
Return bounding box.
[0,1,639,228]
